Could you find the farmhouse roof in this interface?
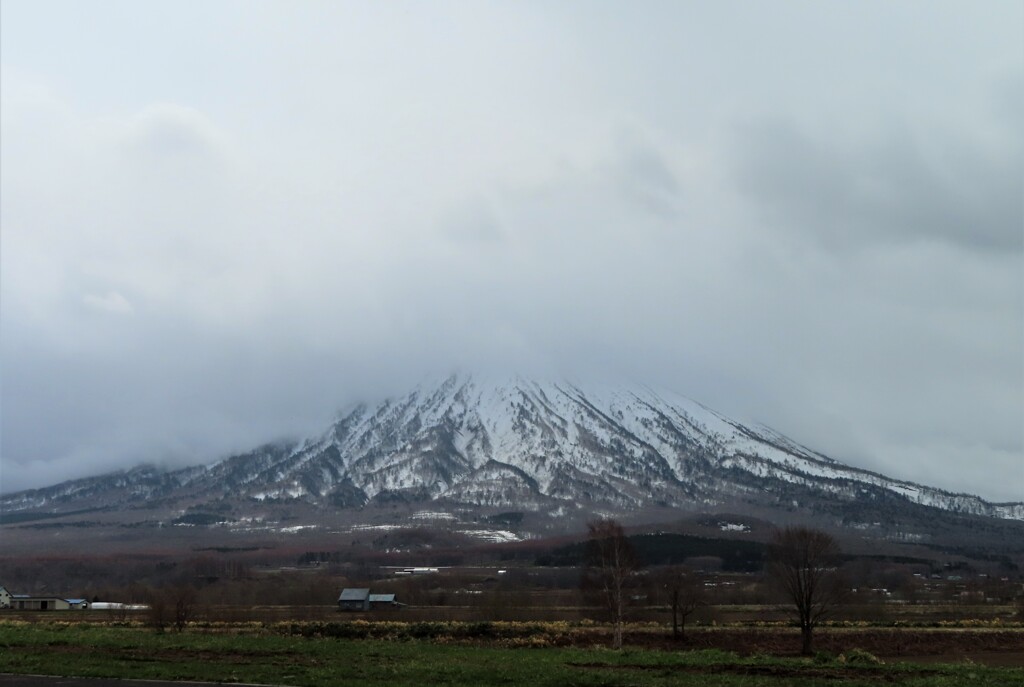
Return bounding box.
[338,588,370,602]
[368,594,395,603]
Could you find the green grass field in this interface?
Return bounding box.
[1,620,1022,686]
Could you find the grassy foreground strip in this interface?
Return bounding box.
[0,621,1020,687]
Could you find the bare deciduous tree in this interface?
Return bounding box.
[172,586,197,632]
[658,565,704,640]
[146,591,169,633]
[582,518,635,650]
[147,586,197,633]
[767,526,846,655]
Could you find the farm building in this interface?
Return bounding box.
[91,602,151,611]
[394,567,439,576]
[8,595,88,610]
[337,588,370,611]
[369,593,399,608]
[0,585,88,611]
[337,589,401,610]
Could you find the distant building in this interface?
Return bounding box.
[8,595,88,611]
[91,602,151,611]
[337,588,401,610]
[0,585,88,611]
[337,588,371,611]
[368,593,398,609]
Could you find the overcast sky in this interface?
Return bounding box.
[2,1,1021,502]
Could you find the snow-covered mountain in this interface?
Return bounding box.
[4,374,1022,523]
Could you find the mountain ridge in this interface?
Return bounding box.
[3,373,1021,523]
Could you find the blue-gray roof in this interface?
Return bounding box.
[368,594,395,603]
[338,588,370,602]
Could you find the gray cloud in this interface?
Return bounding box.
[734,107,1022,253]
[609,132,682,220]
[1,2,1021,503]
[437,196,505,244]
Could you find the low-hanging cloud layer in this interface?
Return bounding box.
[2,2,1021,502]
